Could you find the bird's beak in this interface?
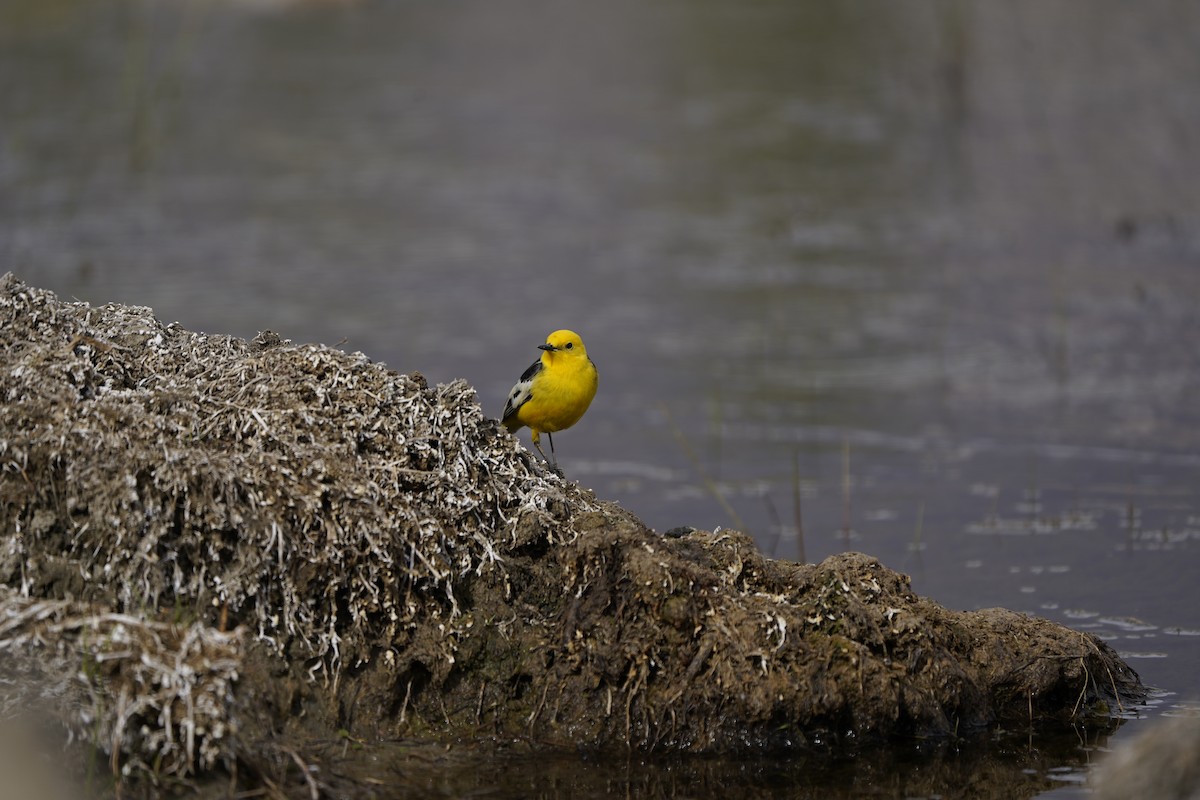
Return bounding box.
[538,343,557,352]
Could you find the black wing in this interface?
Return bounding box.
[501,359,543,424]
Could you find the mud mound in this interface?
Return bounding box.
[0,275,1144,794]
[516,529,1138,749]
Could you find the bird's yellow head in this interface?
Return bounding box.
[538,329,589,363]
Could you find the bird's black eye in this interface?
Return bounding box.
[565,342,574,349]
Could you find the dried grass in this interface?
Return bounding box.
[0,273,596,781]
[0,587,240,778]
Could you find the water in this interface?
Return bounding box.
[3,0,1199,794]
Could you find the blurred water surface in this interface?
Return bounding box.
[3,0,1199,795]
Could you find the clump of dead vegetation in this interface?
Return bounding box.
[0,587,240,779]
[0,274,1145,795]
[0,273,589,669]
[0,273,597,782]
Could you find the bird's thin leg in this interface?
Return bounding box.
[547,432,562,476]
[531,434,550,465]
[530,431,563,476]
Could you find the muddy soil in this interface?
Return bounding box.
[0,275,1143,796]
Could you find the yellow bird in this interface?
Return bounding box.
[501,329,598,473]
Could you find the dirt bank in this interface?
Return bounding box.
[0,274,1143,795]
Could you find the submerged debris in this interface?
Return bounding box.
[0,274,1144,794]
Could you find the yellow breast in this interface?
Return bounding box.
[517,356,597,433]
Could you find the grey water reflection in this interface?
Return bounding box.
[3,0,1199,795]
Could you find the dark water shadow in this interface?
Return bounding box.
[263,723,1122,800]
